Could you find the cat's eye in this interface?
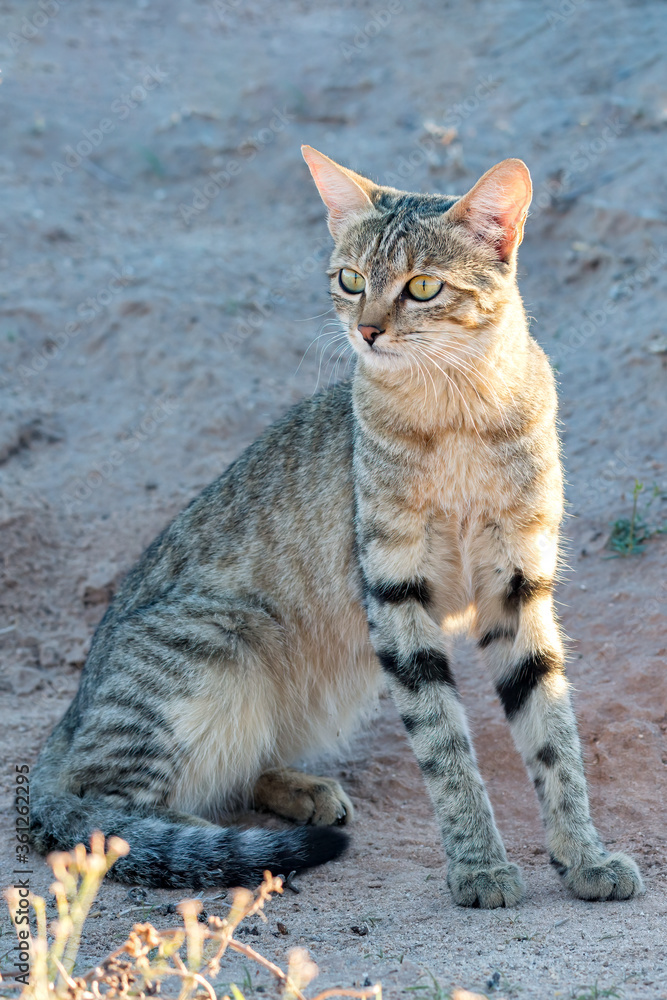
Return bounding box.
[407,275,443,301]
[339,268,366,294]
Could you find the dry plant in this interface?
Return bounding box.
[2,833,381,1000]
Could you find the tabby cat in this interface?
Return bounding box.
[30,147,643,907]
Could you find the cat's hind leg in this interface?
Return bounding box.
[146,595,355,826]
[253,768,353,826]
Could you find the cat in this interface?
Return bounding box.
[30,146,644,907]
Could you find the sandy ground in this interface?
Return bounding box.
[1,0,667,997]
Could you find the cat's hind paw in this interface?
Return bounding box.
[304,778,354,826]
[447,862,525,908]
[557,852,645,901]
[253,769,353,827]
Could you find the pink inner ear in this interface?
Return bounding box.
[454,160,532,261]
[302,145,374,230]
[310,166,371,223]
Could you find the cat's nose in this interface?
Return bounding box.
[358,324,384,345]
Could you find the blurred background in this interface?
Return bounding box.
[1,1,666,994]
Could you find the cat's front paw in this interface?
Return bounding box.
[557,852,644,901]
[447,861,525,908]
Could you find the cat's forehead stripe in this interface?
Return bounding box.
[374,190,460,215]
[349,192,462,279]
[375,195,451,258]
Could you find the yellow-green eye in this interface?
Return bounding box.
[407,275,443,301]
[339,268,366,294]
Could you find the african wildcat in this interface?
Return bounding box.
[30,147,643,907]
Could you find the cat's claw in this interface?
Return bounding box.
[447,861,525,908]
[307,779,354,826]
[559,852,644,901]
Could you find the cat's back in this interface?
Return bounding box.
[99,378,359,626]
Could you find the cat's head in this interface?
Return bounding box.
[302,146,532,371]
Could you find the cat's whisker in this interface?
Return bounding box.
[429,353,511,441]
[314,333,351,392]
[406,356,417,394]
[410,351,430,407]
[452,344,518,409]
[422,348,512,439]
[327,342,354,388]
[411,344,445,411]
[418,350,439,407]
[296,306,336,322]
[410,335,516,435]
[422,348,486,404]
[330,357,352,388]
[435,357,513,438]
[412,344,484,443]
[304,325,346,351]
[315,340,347,380]
[412,332,518,410]
[293,323,346,377]
[416,344,513,438]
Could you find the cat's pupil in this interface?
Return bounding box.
[340,268,365,294]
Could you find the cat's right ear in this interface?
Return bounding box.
[302,145,376,237]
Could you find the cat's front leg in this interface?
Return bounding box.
[361,557,524,907]
[474,556,644,901]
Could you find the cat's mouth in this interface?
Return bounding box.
[352,338,404,365]
[365,343,399,356]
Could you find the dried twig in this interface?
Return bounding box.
[2,838,383,1000]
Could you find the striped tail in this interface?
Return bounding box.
[30,791,348,889]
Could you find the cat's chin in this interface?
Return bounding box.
[354,346,409,372]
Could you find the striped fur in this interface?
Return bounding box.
[29,148,643,905]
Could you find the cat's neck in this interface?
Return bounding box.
[351,295,531,443]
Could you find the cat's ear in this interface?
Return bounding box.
[302,145,376,237]
[448,159,532,262]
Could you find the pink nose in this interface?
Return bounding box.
[358,324,384,345]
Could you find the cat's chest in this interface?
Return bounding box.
[429,434,510,514]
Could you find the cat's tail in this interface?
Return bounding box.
[29,791,348,889]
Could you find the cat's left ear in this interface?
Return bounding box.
[302,145,376,237]
[448,159,532,262]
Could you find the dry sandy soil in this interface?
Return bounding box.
[1,0,666,997]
